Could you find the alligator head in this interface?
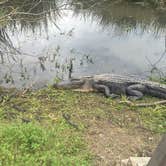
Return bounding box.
[53,76,94,91]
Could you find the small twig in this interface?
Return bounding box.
[27,0,42,13]
[0,0,8,5]
[119,100,134,106]
[119,100,166,107]
[135,100,166,107]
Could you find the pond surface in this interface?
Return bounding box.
[0,1,166,88]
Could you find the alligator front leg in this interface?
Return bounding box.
[93,83,118,98]
[126,84,145,100]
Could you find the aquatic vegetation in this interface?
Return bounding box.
[72,0,166,8]
[0,0,61,26]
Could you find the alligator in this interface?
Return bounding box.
[53,74,166,100]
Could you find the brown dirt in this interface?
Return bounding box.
[85,119,161,166]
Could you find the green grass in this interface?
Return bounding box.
[0,122,91,166]
[1,87,166,133]
[0,87,166,165]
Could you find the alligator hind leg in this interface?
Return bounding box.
[93,84,118,98]
[127,84,145,100]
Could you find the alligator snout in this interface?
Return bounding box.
[53,80,85,89]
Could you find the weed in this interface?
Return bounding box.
[0,122,92,166]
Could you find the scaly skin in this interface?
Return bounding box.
[53,74,166,99]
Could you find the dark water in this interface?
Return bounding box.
[0,1,166,88]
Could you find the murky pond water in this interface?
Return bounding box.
[0,1,166,88]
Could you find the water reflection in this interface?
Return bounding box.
[71,0,166,35]
[0,0,166,87]
[0,0,61,28]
